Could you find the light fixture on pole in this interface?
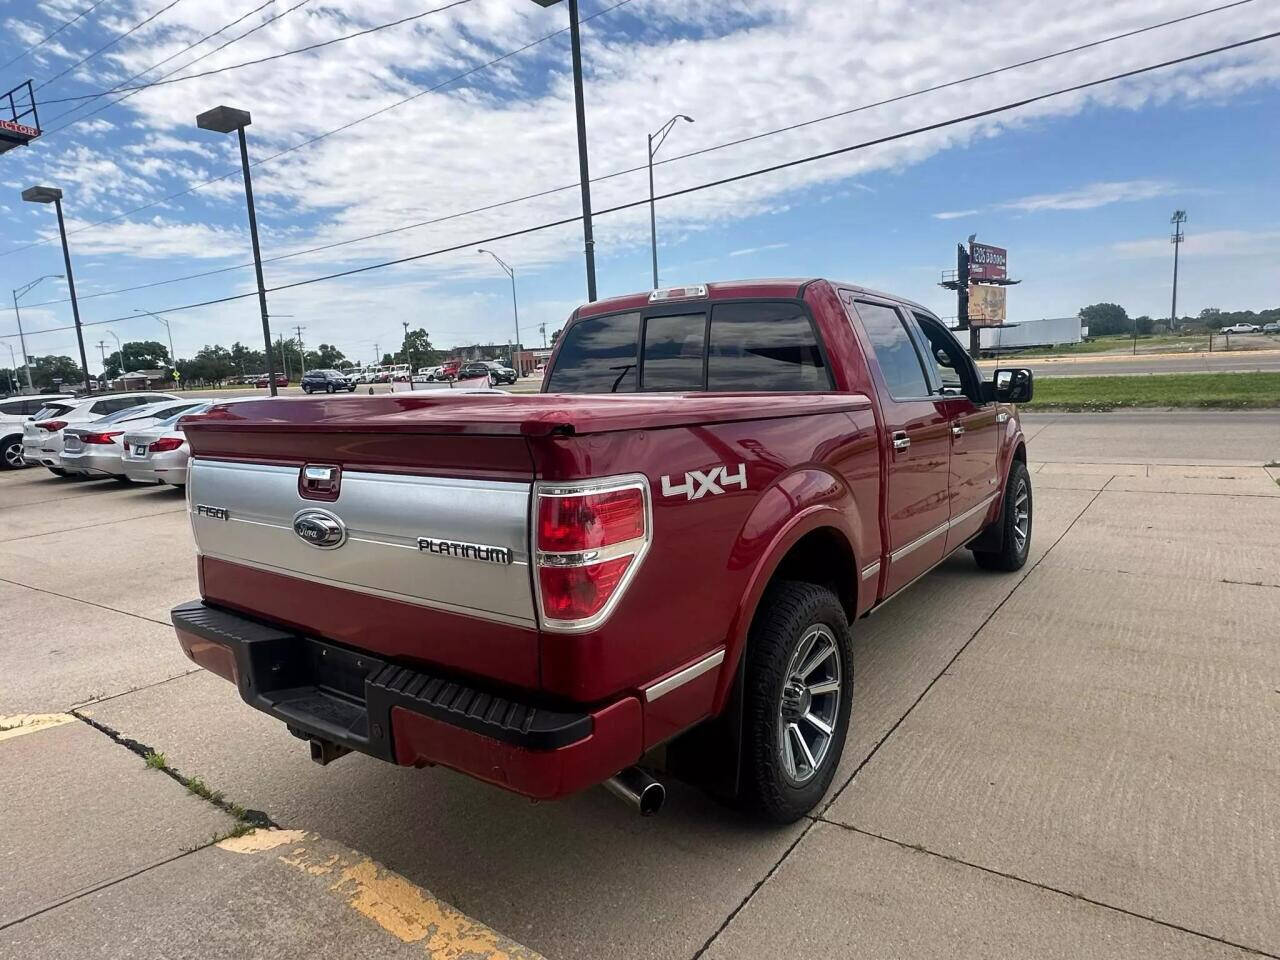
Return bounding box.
[196,105,278,396]
[528,0,597,301]
[478,249,521,374]
[21,186,91,392]
[646,114,693,289]
[11,273,63,392]
[134,307,177,366]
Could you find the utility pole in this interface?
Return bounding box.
[294,324,306,375]
[97,340,107,372]
[1169,210,1186,332]
[402,321,410,367]
[539,322,547,348]
[278,333,290,381]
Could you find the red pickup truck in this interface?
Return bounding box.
[172,279,1033,822]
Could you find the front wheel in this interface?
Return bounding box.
[326,383,335,394]
[972,461,1032,571]
[739,581,853,823]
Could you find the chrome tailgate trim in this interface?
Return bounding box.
[188,459,535,627]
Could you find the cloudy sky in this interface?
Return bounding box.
[1,0,1277,369]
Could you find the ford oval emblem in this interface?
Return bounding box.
[292,509,346,549]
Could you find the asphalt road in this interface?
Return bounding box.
[3,412,1279,959]
[979,348,1280,378]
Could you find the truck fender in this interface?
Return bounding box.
[713,467,864,716]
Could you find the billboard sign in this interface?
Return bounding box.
[968,283,1006,327]
[969,242,1007,281]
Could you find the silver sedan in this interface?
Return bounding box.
[59,399,203,479]
[121,398,259,486]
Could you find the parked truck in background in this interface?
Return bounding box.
[171,279,1034,823]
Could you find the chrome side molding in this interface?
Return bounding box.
[644,649,725,702]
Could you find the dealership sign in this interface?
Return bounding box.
[969,242,1007,281]
[968,283,1006,326]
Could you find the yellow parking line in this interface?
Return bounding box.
[0,713,76,743]
[219,829,543,958]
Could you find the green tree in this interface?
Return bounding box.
[1133,315,1155,336]
[550,327,563,344]
[1199,307,1223,331]
[313,343,346,368]
[29,355,84,390]
[104,340,170,378]
[400,328,438,369]
[229,341,264,377]
[1079,303,1129,337]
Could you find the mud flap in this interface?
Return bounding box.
[662,656,746,800]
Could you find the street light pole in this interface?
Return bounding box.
[196,106,277,396]
[646,114,693,289]
[478,249,521,374]
[1169,210,1186,333]
[134,308,176,366]
[11,274,63,392]
[4,343,17,394]
[530,0,597,301]
[21,187,90,392]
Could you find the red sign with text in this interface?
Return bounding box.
[969,242,1007,281]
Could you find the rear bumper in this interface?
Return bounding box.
[171,600,643,800]
[60,448,124,476]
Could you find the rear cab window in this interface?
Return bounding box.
[547,300,830,393]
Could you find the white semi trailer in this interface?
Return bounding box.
[979,316,1083,355]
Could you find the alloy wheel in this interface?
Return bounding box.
[3,440,25,469]
[777,624,842,784]
[1012,479,1030,553]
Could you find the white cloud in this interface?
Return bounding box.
[1111,229,1280,260]
[933,209,979,220]
[729,242,788,256]
[4,0,1279,348]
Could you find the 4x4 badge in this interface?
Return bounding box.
[660,463,747,501]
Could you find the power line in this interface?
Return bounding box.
[11,0,1257,299]
[42,0,280,130]
[37,0,478,104]
[36,0,187,92]
[8,28,1276,342]
[0,0,113,73]
[2,0,634,262]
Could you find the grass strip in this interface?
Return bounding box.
[1024,372,1280,411]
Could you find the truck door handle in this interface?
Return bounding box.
[892,431,911,452]
[951,424,965,438]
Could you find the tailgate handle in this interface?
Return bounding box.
[299,464,342,501]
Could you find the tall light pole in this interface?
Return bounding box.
[134,307,177,365]
[21,186,91,392]
[1169,210,1186,333]
[478,249,521,374]
[4,343,17,394]
[647,114,693,289]
[11,273,63,392]
[529,0,597,301]
[196,105,277,396]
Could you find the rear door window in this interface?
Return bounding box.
[707,302,829,391]
[641,313,706,391]
[855,302,931,400]
[546,312,640,393]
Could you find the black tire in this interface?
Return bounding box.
[972,460,1032,572]
[2,435,25,470]
[739,581,853,823]
[326,383,335,394]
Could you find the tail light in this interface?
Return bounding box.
[36,419,67,432]
[534,475,650,631]
[149,437,184,453]
[81,431,124,445]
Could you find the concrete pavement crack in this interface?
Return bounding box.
[0,576,172,627]
[0,506,184,544]
[688,483,1109,959]
[820,822,1280,960]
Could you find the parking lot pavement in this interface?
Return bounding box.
[3,414,1278,959]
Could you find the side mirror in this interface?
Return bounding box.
[934,347,954,368]
[991,368,1033,404]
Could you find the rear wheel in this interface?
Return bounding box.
[326,383,335,394]
[739,581,853,823]
[972,461,1032,571]
[2,436,25,470]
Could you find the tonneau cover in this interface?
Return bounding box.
[184,391,872,438]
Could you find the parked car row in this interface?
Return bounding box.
[3,391,258,487]
[1222,322,1280,334]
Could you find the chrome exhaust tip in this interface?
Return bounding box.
[604,766,665,816]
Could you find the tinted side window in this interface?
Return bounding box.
[708,302,829,392]
[856,302,930,400]
[546,312,640,393]
[642,313,705,391]
[0,400,25,416]
[91,399,119,415]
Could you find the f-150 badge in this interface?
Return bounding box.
[660,463,747,500]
